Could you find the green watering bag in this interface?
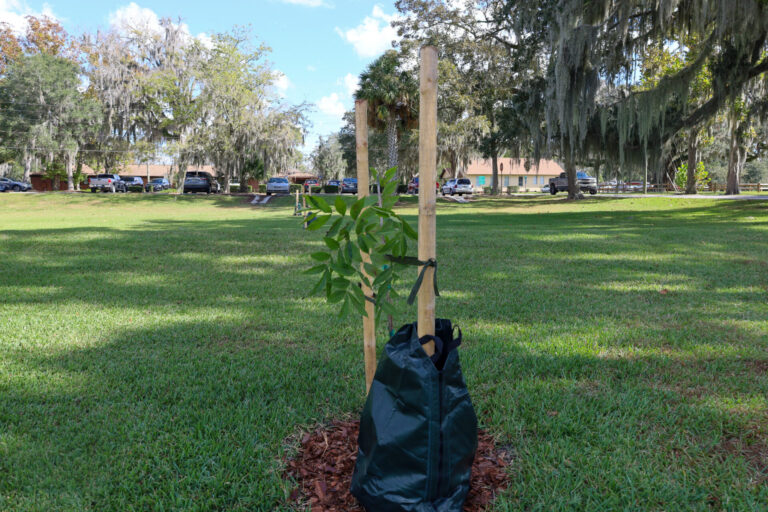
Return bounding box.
[351,319,478,511]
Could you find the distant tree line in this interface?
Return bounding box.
[311,1,768,196]
[0,16,308,192]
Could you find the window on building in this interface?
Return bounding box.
[504,176,510,187]
[478,176,486,186]
[518,177,524,187]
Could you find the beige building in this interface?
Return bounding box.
[466,158,564,191]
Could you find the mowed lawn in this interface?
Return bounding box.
[1,193,767,511]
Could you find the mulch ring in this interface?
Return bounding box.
[284,420,512,511]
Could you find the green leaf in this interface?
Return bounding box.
[306,195,331,213]
[384,166,397,182]
[326,217,343,238]
[323,237,340,250]
[331,262,355,277]
[309,272,328,296]
[383,180,397,198]
[378,298,398,316]
[310,251,331,262]
[307,214,331,231]
[334,196,347,217]
[331,277,349,289]
[304,264,326,275]
[339,295,353,317]
[329,290,346,304]
[401,219,417,240]
[350,198,364,220]
[358,236,369,253]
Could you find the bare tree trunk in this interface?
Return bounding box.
[66,153,75,192]
[565,141,580,199]
[386,113,398,170]
[23,146,33,183]
[726,111,742,195]
[491,148,499,195]
[685,128,699,195]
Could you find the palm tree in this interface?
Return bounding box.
[356,50,418,173]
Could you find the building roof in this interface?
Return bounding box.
[466,158,564,176]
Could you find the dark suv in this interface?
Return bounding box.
[184,171,219,194]
[145,178,170,192]
[341,178,358,194]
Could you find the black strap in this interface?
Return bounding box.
[385,255,439,305]
[419,334,444,365]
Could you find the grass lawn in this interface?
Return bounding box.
[1,193,767,511]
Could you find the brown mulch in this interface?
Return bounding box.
[284,420,512,511]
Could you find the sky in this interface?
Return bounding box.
[0,0,403,157]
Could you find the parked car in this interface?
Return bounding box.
[122,176,145,192]
[0,182,7,192]
[408,177,440,195]
[541,184,550,193]
[183,171,218,194]
[0,176,32,192]
[304,179,320,192]
[627,181,644,192]
[341,177,358,194]
[266,177,290,195]
[442,178,473,196]
[145,178,170,192]
[89,174,126,193]
[549,171,597,195]
[327,179,340,187]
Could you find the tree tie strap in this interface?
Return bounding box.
[385,255,439,306]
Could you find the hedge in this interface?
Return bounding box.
[324,185,339,194]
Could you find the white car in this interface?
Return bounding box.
[441,178,473,196]
[266,177,290,195]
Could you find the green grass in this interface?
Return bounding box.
[1,193,767,511]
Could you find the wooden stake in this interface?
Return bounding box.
[356,99,377,393]
[418,46,438,356]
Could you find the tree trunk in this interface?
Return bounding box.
[386,113,398,170]
[66,152,75,192]
[726,111,743,195]
[23,146,33,183]
[565,141,580,199]
[685,128,699,195]
[491,149,499,195]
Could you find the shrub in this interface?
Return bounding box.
[675,162,710,189]
[230,185,240,193]
[397,184,408,194]
[483,186,492,195]
[289,184,302,194]
[310,185,323,194]
[507,186,519,194]
[258,184,266,193]
[324,184,339,194]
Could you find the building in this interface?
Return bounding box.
[466,158,564,191]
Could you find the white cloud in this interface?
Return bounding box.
[279,0,330,6]
[317,93,346,119]
[0,0,60,34]
[342,73,359,97]
[109,2,162,34]
[274,72,292,95]
[335,5,400,58]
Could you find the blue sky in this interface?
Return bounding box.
[1,0,402,156]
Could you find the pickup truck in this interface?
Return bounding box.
[89,174,126,193]
[549,171,597,195]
